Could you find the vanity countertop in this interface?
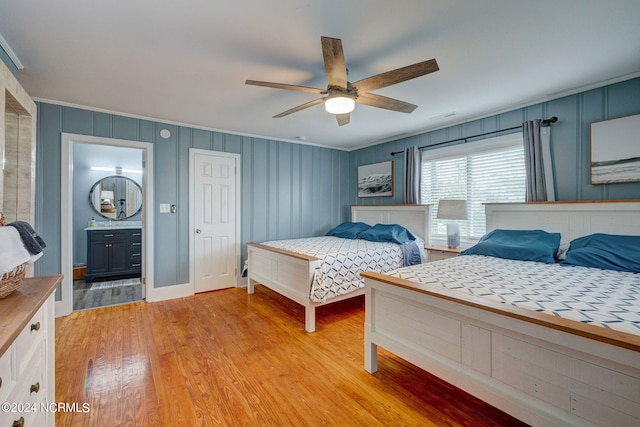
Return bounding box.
[85,226,142,231]
[85,221,142,231]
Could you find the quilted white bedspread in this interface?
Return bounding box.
[390,255,640,335]
[260,236,424,303]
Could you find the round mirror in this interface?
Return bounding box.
[89,176,142,220]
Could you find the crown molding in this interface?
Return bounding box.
[0,33,24,70]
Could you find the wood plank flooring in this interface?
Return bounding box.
[55,285,528,426]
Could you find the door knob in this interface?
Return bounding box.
[195,229,202,234]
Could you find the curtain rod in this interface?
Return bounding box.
[390,116,558,156]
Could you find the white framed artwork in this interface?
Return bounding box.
[591,113,640,184]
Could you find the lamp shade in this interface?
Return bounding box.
[324,94,355,115]
[436,199,468,220]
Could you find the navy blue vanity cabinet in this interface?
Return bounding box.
[86,228,142,282]
[128,230,142,272]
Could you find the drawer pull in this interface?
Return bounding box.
[131,242,141,246]
[103,234,114,237]
[132,233,141,236]
[30,382,40,393]
[131,263,141,267]
[31,321,41,332]
[12,417,24,427]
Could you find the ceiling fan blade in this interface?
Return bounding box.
[273,98,325,118]
[356,92,417,113]
[352,59,439,94]
[336,113,350,126]
[245,80,326,94]
[321,36,348,88]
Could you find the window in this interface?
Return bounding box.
[421,133,526,242]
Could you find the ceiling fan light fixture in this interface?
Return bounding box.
[324,94,355,115]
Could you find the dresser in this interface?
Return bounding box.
[0,275,61,427]
[85,227,142,282]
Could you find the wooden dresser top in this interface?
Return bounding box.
[0,275,62,356]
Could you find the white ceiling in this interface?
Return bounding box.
[2,0,639,150]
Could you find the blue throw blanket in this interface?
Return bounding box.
[400,241,422,266]
[7,221,47,255]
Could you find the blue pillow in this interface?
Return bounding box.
[561,233,640,273]
[460,229,561,264]
[357,223,416,244]
[325,222,371,239]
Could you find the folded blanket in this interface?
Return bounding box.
[0,227,31,275]
[7,221,46,255]
[400,241,423,266]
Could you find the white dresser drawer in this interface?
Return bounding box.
[0,340,48,427]
[20,340,46,408]
[0,345,15,402]
[14,304,47,376]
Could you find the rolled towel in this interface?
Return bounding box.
[6,221,46,255]
[0,227,31,275]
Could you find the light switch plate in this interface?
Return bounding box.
[159,203,171,213]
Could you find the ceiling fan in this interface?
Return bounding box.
[246,36,439,126]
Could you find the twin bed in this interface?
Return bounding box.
[362,201,640,426]
[247,205,429,332]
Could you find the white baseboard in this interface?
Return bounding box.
[55,300,70,318]
[146,282,193,302]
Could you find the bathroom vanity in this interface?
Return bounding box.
[85,224,142,282]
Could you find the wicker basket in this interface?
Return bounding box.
[0,212,27,298]
[0,263,27,298]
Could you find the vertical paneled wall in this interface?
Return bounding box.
[350,77,640,205]
[35,103,350,288]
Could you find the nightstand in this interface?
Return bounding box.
[426,245,462,262]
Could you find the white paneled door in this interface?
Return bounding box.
[193,151,239,293]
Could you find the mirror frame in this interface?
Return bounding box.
[88,175,142,220]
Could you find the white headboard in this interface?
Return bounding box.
[351,205,431,244]
[485,201,640,242]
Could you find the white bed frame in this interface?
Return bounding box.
[363,201,640,427]
[247,204,430,332]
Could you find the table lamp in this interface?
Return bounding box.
[436,200,468,248]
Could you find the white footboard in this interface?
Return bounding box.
[364,273,640,427]
[247,243,367,332]
[247,243,319,331]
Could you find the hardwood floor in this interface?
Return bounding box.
[55,285,528,426]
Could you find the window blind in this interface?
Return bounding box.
[421,137,526,241]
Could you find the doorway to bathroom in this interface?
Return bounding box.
[59,133,154,316]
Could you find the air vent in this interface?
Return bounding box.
[428,112,456,120]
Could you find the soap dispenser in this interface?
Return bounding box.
[89,218,96,228]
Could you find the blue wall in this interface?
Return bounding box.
[350,77,640,204]
[35,104,350,288]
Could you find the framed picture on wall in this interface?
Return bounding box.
[358,160,393,197]
[591,113,640,184]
